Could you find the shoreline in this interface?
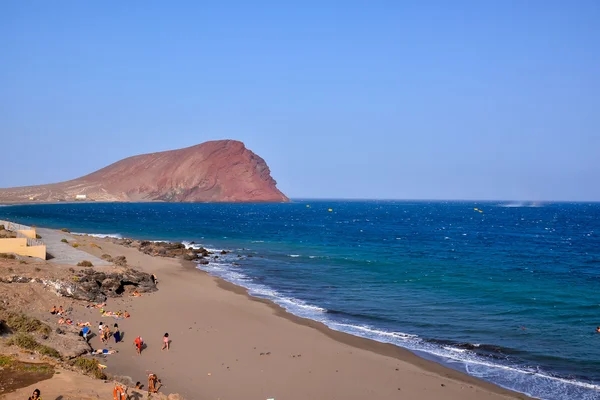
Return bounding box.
[211,270,528,399]
[63,231,531,400]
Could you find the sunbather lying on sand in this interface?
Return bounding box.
[86,302,107,309]
[77,321,91,327]
[58,318,73,325]
[131,290,142,297]
[92,348,118,355]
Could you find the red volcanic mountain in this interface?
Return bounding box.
[0,140,289,203]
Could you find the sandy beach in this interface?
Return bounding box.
[27,233,528,400]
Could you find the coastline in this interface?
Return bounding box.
[65,231,530,400]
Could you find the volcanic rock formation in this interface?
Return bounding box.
[0,140,288,203]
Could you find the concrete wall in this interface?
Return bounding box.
[17,229,37,239]
[0,238,46,259]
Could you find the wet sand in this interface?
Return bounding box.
[69,234,530,400]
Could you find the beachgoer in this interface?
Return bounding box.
[114,323,121,343]
[80,326,91,341]
[134,336,143,355]
[28,388,41,400]
[50,306,58,315]
[161,332,169,351]
[58,306,64,315]
[151,274,158,286]
[98,322,104,337]
[135,381,142,389]
[596,326,600,333]
[131,290,142,297]
[148,373,161,393]
[93,348,118,355]
[124,311,130,318]
[103,324,111,343]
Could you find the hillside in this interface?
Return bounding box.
[0,140,288,203]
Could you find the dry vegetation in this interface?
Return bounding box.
[76,260,93,267]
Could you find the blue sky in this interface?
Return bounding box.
[1,1,598,201]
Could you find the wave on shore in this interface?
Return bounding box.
[72,232,124,239]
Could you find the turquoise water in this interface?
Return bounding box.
[1,201,599,399]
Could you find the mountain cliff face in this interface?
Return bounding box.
[0,140,289,203]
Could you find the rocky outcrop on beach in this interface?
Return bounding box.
[108,237,222,262]
[1,268,157,302]
[0,140,288,203]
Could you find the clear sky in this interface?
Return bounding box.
[1,1,598,201]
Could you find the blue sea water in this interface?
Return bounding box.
[1,201,599,399]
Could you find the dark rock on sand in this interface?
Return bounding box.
[35,268,158,302]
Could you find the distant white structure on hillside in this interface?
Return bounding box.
[75,194,87,200]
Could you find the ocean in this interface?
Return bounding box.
[1,201,599,400]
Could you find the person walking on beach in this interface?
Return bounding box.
[98,322,104,339]
[161,333,170,351]
[113,323,121,343]
[134,335,143,355]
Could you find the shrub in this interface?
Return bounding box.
[38,344,61,359]
[100,254,112,261]
[7,333,61,359]
[0,253,16,259]
[71,357,107,379]
[72,243,79,248]
[90,243,101,249]
[7,332,39,350]
[0,355,13,366]
[35,234,42,239]
[61,238,68,243]
[77,260,93,267]
[4,311,52,335]
[0,224,5,230]
[60,228,70,233]
[34,267,41,272]
[19,260,27,264]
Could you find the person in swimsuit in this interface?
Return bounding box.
[93,348,117,355]
[134,336,143,355]
[148,374,161,393]
[28,388,41,400]
[161,333,169,351]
